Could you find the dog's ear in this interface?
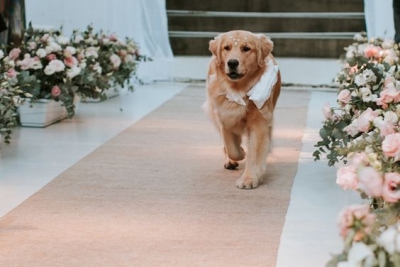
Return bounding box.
[209,35,221,66]
[256,34,274,67]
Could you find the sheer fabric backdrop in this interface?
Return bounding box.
[25,0,173,82]
[364,0,395,40]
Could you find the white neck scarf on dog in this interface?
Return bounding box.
[225,59,279,109]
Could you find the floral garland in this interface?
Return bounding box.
[314,32,400,266]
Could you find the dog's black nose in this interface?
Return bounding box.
[227,59,239,69]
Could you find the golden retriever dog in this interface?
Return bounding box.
[203,30,281,189]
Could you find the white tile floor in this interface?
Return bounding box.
[0,57,361,266]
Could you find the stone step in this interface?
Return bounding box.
[166,0,365,58]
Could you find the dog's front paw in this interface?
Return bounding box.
[236,175,259,189]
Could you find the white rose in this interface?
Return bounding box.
[360,87,374,102]
[8,60,15,68]
[382,39,395,49]
[45,45,54,54]
[357,43,367,56]
[110,54,121,69]
[36,48,47,58]
[355,69,377,86]
[383,49,399,65]
[67,66,81,79]
[344,119,359,137]
[102,38,110,45]
[45,59,65,75]
[0,49,4,59]
[93,62,102,74]
[65,46,76,55]
[31,58,43,70]
[353,33,366,42]
[49,59,65,72]
[85,37,94,45]
[49,42,62,52]
[346,46,357,58]
[124,54,134,63]
[377,226,400,254]
[346,242,376,266]
[384,110,398,124]
[44,65,55,75]
[85,46,98,58]
[79,61,87,69]
[57,35,70,45]
[74,35,84,43]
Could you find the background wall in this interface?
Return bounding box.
[25,0,174,81]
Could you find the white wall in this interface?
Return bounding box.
[25,0,173,81]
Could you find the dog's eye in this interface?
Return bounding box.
[242,46,251,52]
[223,45,230,51]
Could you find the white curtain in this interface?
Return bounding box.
[24,0,174,82]
[364,0,395,40]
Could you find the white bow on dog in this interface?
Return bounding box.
[225,59,279,109]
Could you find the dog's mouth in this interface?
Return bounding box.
[227,72,244,80]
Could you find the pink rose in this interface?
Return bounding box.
[46,54,56,61]
[364,44,382,58]
[109,33,118,41]
[8,48,21,60]
[376,85,400,108]
[338,204,375,241]
[351,152,368,167]
[51,85,61,97]
[357,166,383,197]
[322,102,332,119]
[382,133,400,161]
[118,50,128,58]
[336,165,358,190]
[382,172,400,203]
[7,68,17,78]
[17,55,33,70]
[379,121,395,137]
[337,89,351,104]
[64,56,78,68]
[357,108,379,132]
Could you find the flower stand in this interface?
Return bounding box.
[18,99,68,127]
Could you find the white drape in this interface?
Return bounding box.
[25,0,173,82]
[364,0,395,40]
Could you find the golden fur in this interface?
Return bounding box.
[203,30,281,189]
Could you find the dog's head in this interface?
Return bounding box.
[209,30,273,82]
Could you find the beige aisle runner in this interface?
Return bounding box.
[0,85,310,267]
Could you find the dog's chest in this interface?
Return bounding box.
[216,95,250,128]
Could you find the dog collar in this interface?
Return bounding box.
[225,59,279,109]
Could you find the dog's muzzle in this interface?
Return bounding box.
[226,59,243,80]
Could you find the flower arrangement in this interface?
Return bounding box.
[70,25,148,101]
[314,32,400,266]
[0,47,35,144]
[11,23,84,117]
[0,22,147,145]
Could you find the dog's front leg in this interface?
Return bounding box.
[221,127,246,169]
[236,124,271,189]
